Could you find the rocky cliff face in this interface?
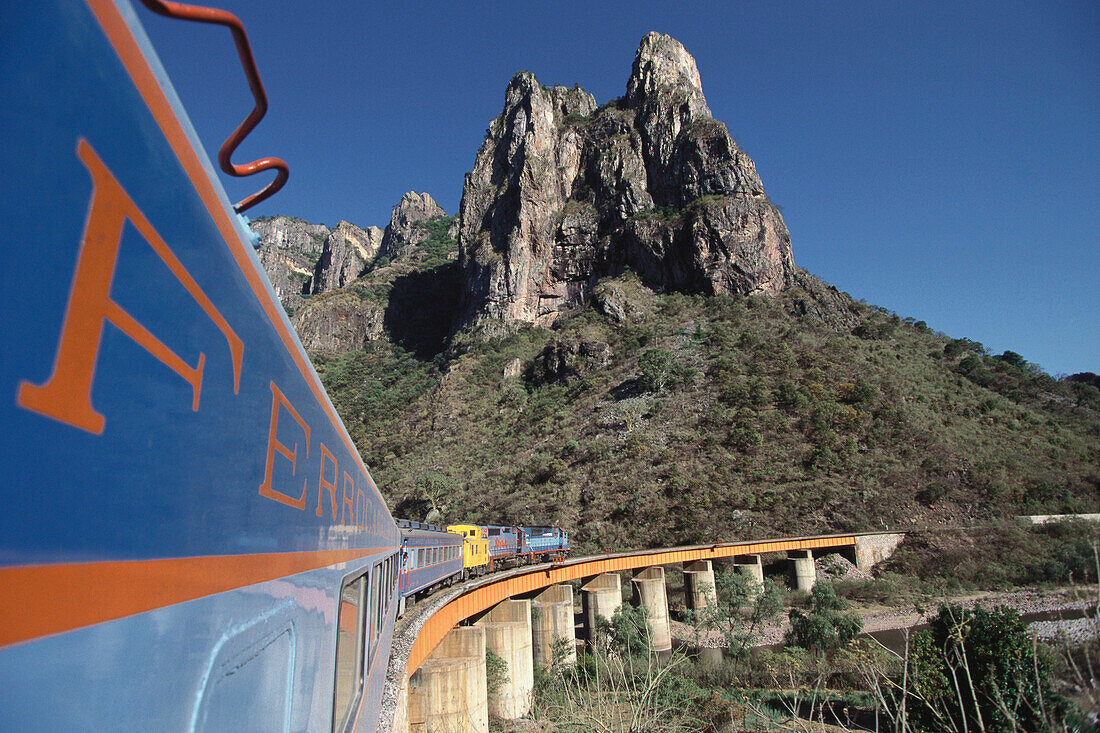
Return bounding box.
[458,32,795,330]
[311,221,383,294]
[252,192,456,358]
[251,191,442,313]
[251,215,330,314]
[291,290,386,359]
[251,215,381,314]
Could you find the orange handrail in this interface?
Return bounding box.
[138,0,288,212]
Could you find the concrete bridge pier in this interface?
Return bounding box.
[788,549,816,592]
[528,584,577,669]
[682,560,717,611]
[733,554,765,596]
[406,625,488,733]
[473,599,534,720]
[631,567,672,653]
[581,573,622,644]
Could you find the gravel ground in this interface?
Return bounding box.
[671,586,1100,649]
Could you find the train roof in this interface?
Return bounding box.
[396,519,446,532]
[399,523,462,542]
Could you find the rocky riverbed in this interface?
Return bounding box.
[671,585,1100,649]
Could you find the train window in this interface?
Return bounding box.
[332,574,366,732]
[383,556,392,610]
[386,554,396,608]
[371,561,383,652]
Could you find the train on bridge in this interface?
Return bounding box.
[0,2,568,731]
[397,521,570,613]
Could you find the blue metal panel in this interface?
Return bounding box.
[0,0,398,567]
[484,525,520,559]
[399,559,464,598]
[0,559,400,730]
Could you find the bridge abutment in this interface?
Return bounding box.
[853,532,905,572]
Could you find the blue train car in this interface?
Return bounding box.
[519,526,571,561]
[0,2,400,730]
[397,520,464,612]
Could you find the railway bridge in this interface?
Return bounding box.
[383,531,905,732]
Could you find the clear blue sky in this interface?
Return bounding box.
[140,0,1099,376]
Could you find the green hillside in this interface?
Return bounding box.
[313,268,1099,555]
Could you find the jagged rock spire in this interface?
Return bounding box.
[454,32,796,329]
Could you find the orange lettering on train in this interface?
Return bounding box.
[341,472,355,526]
[259,381,310,509]
[316,443,338,519]
[18,139,243,434]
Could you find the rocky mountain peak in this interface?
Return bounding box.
[625,32,710,119]
[457,33,795,330]
[378,191,448,264]
[503,72,598,120]
[390,192,445,232]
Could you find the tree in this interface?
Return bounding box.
[785,580,862,653]
[692,570,784,658]
[604,603,652,658]
[413,470,453,519]
[638,348,689,393]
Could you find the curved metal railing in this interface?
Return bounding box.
[139,0,289,212]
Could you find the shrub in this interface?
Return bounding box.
[637,348,690,392]
[485,649,508,697]
[902,604,1065,732]
[785,581,862,653]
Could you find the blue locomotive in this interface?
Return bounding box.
[520,526,572,561]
